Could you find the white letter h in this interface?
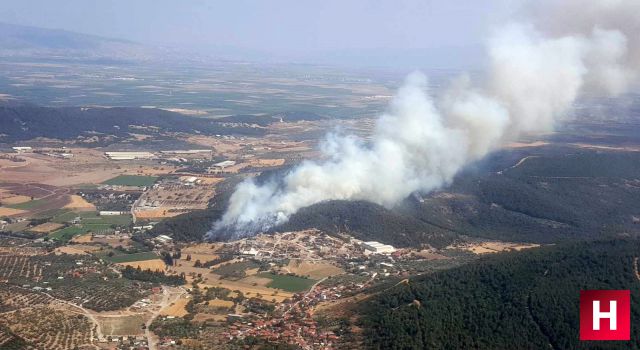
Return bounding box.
[593,300,617,331]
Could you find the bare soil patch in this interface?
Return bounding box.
[30,222,65,233]
[117,259,166,272]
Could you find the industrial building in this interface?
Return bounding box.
[104,151,155,160]
[12,146,32,153]
[362,241,396,254]
[213,160,236,168]
[160,149,212,155]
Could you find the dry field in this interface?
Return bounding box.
[91,235,133,248]
[0,207,26,216]
[188,176,225,185]
[238,275,273,287]
[206,298,235,308]
[97,314,145,336]
[284,259,344,280]
[63,195,96,211]
[30,222,65,233]
[414,250,449,260]
[116,259,166,272]
[54,246,93,255]
[460,241,540,254]
[181,243,222,254]
[248,158,286,167]
[134,208,184,219]
[0,194,31,205]
[160,297,190,317]
[70,233,93,244]
[0,148,178,186]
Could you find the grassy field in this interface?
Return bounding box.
[103,251,159,263]
[52,210,131,225]
[48,212,131,241]
[212,261,260,280]
[259,273,317,292]
[103,175,158,187]
[7,198,48,210]
[49,226,91,241]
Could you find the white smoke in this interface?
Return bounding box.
[210,0,640,238]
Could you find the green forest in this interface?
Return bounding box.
[361,239,640,349]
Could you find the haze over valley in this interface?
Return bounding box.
[1,1,640,349]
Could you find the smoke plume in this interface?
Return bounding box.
[209,0,640,238]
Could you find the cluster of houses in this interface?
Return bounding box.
[223,280,369,349]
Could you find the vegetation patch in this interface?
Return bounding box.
[102,175,158,187]
[6,198,48,210]
[212,260,261,280]
[103,251,159,263]
[258,272,317,292]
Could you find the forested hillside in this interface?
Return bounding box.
[405,149,640,243]
[277,200,458,249]
[361,239,640,349]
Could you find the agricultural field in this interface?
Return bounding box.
[258,272,317,292]
[103,175,158,187]
[102,251,159,263]
[212,260,261,280]
[48,211,132,241]
[49,226,92,242]
[97,314,145,336]
[6,198,49,210]
[284,259,344,279]
[47,274,149,311]
[0,285,52,313]
[0,253,152,312]
[0,254,43,282]
[0,306,94,350]
[116,258,166,272]
[28,222,65,233]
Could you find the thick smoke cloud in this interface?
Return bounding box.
[209,0,640,238]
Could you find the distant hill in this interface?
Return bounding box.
[0,22,152,62]
[360,239,640,349]
[274,200,458,249]
[0,104,266,143]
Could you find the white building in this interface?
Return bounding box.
[362,241,396,254]
[160,150,212,155]
[155,235,173,244]
[213,160,236,168]
[12,146,32,153]
[105,151,155,160]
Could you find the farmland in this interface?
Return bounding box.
[103,251,159,263]
[259,272,317,292]
[98,314,145,336]
[0,306,94,350]
[103,175,158,187]
[6,198,49,210]
[48,211,132,241]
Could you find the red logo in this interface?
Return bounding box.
[580,290,630,340]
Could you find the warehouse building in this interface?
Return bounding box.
[105,151,155,160]
[362,241,396,254]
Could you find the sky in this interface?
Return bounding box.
[0,0,525,68]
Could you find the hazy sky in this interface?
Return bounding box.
[0,0,523,54]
